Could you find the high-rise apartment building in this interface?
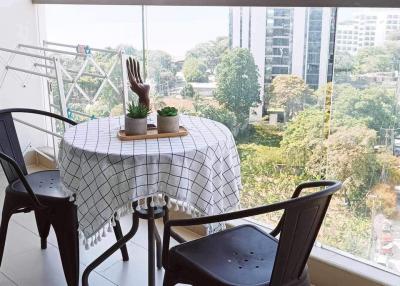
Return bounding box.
[336,10,400,54]
[229,7,335,120]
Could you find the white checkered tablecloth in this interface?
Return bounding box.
[58,115,241,248]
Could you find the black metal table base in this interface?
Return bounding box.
[82,197,186,286]
[82,212,139,286]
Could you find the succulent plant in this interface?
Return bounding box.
[127,101,150,119]
[157,106,178,117]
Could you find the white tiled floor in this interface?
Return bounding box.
[0,166,197,286]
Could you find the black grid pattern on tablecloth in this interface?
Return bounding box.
[58,115,241,238]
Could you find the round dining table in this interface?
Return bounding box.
[58,114,242,286]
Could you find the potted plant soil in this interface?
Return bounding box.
[157,106,179,133]
[125,101,150,135]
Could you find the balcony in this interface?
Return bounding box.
[1,1,400,286]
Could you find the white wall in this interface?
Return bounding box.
[0,0,47,152]
[249,7,266,122]
[292,8,306,78]
[318,8,332,87]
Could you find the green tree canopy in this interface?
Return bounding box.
[196,104,238,133]
[281,108,324,167]
[186,36,228,74]
[215,48,260,125]
[324,126,379,214]
[354,47,392,74]
[334,51,355,73]
[183,57,208,82]
[281,107,381,215]
[147,50,177,95]
[332,84,398,131]
[270,75,314,121]
[180,83,196,98]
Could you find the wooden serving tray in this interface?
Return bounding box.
[118,124,189,141]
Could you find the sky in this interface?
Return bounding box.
[44,6,396,59]
[44,5,229,59]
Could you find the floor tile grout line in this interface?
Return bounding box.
[95,241,149,274]
[0,270,18,286]
[10,218,60,250]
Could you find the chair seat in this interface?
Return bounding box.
[169,224,279,286]
[8,170,69,199]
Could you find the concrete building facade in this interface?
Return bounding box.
[230,7,335,120]
[336,10,400,54]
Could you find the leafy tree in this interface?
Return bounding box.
[215,48,260,125]
[281,108,324,167]
[186,36,228,74]
[334,51,355,73]
[323,126,380,214]
[180,83,196,98]
[270,75,314,121]
[147,50,177,95]
[183,57,208,82]
[85,97,113,117]
[333,52,355,83]
[354,47,392,74]
[332,84,398,131]
[196,104,238,134]
[367,184,398,218]
[236,123,283,147]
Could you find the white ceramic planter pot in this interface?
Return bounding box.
[157,115,179,133]
[125,116,147,135]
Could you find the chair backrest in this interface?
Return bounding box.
[0,111,27,184]
[270,183,337,286]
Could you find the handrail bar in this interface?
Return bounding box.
[43,40,119,54]
[13,117,63,139]
[19,44,86,57]
[0,47,54,61]
[6,66,73,83]
[68,108,93,118]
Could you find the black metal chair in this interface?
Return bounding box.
[0,108,129,286]
[162,180,342,286]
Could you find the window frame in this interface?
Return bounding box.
[31,0,400,8]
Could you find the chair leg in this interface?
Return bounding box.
[113,219,129,261]
[52,204,79,286]
[0,202,14,267]
[163,270,176,286]
[154,224,162,269]
[35,210,51,249]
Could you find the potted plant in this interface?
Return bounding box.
[125,101,150,135]
[157,106,179,133]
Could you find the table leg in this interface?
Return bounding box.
[147,197,156,286]
[82,212,139,286]
[113,218,129,261]
[154,226,162,269]
[163,196,186,244]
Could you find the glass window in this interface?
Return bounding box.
[42,4,400,278]
[272,38,290,46]
[328,8,400,276]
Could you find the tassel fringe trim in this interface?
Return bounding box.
[79,194,228,250]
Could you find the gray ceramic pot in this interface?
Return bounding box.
[157,115,179,133]
[125,116,147,135]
